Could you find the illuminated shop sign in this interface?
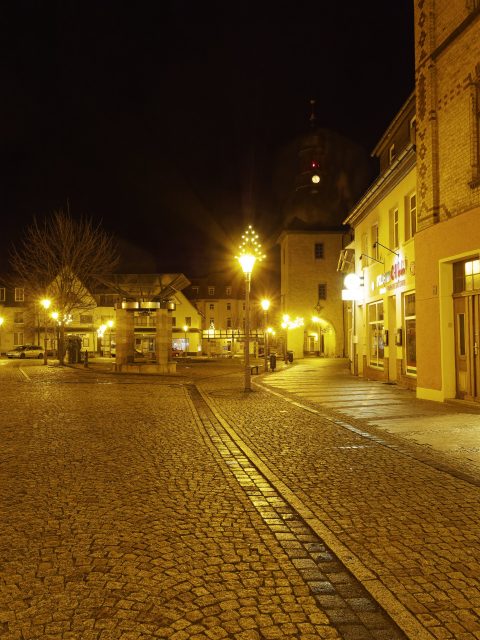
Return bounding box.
[376,259,407,289]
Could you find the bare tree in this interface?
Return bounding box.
[10,210,119,364]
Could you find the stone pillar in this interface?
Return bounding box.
[155,309,171,366]
[115,309,135,367]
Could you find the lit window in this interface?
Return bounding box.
[368,300,384,369]
[404,293,416,375]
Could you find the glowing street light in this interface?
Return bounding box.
[236,225,265,391]
[40,298,51,365]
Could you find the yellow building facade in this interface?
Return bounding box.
[414,1,480,401]
[343,95,417,387]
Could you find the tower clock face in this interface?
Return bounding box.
[311,174,320,184]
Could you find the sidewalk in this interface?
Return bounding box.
[258,357,480,477]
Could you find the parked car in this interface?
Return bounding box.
[6,345,44,359]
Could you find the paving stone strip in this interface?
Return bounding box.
[187,385,409,640]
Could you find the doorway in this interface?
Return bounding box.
[453,294,480,400]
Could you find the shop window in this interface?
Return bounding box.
[368,300,384,368]
[404,292,416,375]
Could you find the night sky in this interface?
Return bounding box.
[1,1,415,277]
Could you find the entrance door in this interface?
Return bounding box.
[454,295,480,400]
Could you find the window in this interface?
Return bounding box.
[226,317,232,328]
[389,144,396,164]
[185,317,191,327]
[314,243,324,259]
[80,315,93,324]
[405,192,417,240]
[15,288,24,302]
[454,258,480,293]
[226,286,232,296]
[14,312,24,324]
[208,286,215,296]
[371,224,379,259]
[14,332,24,346]
[389,207,399,249]
[368,301,384,368]
[404,292,416,375]
[226,303,231,311]
[410,116,417,145]
[318,283,327,300]
[469,77,480,185]
[171,317,176,327]
[209,317,214,326]
[192,286,199,294]
[242,303,245,311]
[0,288,5,302]
[209,303,215,311]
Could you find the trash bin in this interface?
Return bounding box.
[287,350,294,363]
[269,353,277,371]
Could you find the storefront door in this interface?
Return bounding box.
[454,295,480,400]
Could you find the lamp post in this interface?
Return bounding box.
[51,312,59,357]
[183,325,189,356]
[237,225,265,392]
[261,299,270,372]
[40,299,51,365]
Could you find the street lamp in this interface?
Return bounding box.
[183,325,189,356]
[236,225,265,391]
[40,298,51,365]
[261,299,270,372]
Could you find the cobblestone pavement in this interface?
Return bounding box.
[195,361,480,640]
[0,360,408,640]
